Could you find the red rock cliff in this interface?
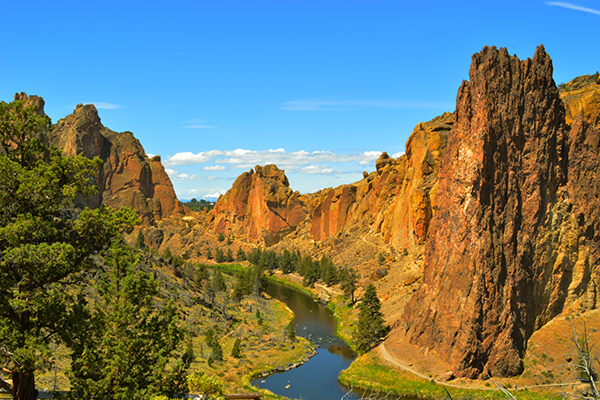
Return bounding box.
[209,165,307,245]
[17,94,187,223]
[308,113,451,249]
[404,45,600,378]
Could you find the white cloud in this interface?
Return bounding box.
[282,97,453,111]
[391,151,405,159]
[301,165,334,174]
[164,148,383,171]
[203,165,227,171]
[546,1,600,15]
[165,151,214,166]
[204,190,227,199]
[146,153,156,159]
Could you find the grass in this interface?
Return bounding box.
[327,294,358,352]
[339,353,554,400]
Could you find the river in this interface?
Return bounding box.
[251,281,362,400]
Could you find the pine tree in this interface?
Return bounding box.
[0,99,138,400]
[226,248,234,262]
[354,284,388,354]
[205,328,216,347]
[340,268,358,304]
[213,270,227,292]
[66,243,192,399]
[215,248,225,263]
[231,338,242,358]
[286,322,296,342]
[236,246,247,261]
[211,340,224,362]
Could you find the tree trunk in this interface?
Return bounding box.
[12,370,37,400]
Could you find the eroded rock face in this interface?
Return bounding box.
[404,45,600,378]
[209,164,307,245]
[17,94,186,223]
[308,113,451,249]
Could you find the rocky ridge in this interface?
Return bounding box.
[209,164,306,246]
[404,45,600,378]
[17,93,186,223]
[209,112,452,254]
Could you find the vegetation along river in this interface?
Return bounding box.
[251,281,361,400]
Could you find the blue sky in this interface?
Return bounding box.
[1,1,599,200]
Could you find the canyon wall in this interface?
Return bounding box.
[404,45,600,378]
[210,113,451,250]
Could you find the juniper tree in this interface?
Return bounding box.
[211,340,224,362]
[354,284,388,354]
[236,246,246,261]
[286,322,296,342]
[0,99,137,400]
[231,338,242,358]
[213,270,227,292]
[65,243,192,399]
[340,268,358,304]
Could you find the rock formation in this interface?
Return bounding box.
[209,164,307,245]
[404,45,600,378]
[16,93,186,223]
[273,113,450,249]
[210,112,451,249]
[192,46,600,379]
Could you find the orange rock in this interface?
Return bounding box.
[16,94,188,224]
[209,165,307,245]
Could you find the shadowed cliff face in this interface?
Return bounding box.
[403,45,600,378]
[17,94,186,224]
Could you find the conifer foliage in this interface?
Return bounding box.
[0,99,137,400]
[65,244,192,399]
[354,284,388,354]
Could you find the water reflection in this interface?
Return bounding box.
[327,343,355,360]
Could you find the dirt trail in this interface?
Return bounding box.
[377,343,494,391]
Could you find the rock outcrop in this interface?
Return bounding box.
[16,94,186,223]
[212,113,451,248]
[560,73,600,130]
[209,165,307,245]
[404,45,600,378]
[306,112,451,249]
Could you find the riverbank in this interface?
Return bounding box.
[209,263,327,399]
[236,265,561,400]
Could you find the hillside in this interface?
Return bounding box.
[14,92,188,225]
